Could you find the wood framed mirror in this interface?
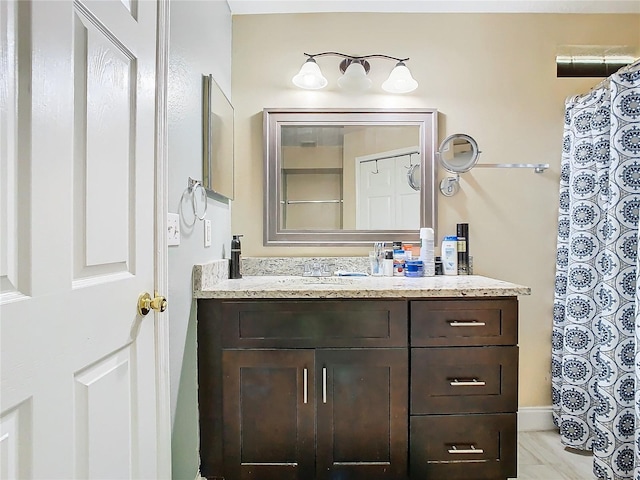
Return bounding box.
[263,108,438,246]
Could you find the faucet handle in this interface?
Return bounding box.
[303,262,312,276]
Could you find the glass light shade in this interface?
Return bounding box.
[382,62,418,93]
[292,59,328,90]
[337,62,372,92]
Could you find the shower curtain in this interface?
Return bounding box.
[553,63,640,479]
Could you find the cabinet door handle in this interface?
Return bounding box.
[449,320,486,327]
[303,368,308,404]
[322,367,327,404]
[450,378,486,387]
[448,445,484,454]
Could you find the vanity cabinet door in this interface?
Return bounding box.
[222,349,316,480]
[315,349,408,480]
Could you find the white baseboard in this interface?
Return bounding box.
[518,406,556,432]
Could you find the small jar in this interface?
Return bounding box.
[404,260,424,277]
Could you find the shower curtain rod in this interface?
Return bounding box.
[567,56,640,103]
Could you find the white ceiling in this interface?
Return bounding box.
[226,0,640,15]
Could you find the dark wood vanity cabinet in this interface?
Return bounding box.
[198,300,408,480]
[197,296,519,480]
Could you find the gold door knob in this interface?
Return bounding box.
[137,292,168,316]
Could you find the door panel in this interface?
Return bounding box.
[0,0,29,301]
[74,7,134,274]
[74,349,134,479]
[316,349,408,479]
[0,1,162,478]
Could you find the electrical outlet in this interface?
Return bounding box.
[204,219,212,247]
[167,213,180,246]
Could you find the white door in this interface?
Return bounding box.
[0,1,168,479]
[356,150,420,230]
[357,157,395,230]
[394,154,421,229]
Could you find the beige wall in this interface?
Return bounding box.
[231,13,640,408]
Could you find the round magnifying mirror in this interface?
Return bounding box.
[407,164,420,191]
[438,133,479,174]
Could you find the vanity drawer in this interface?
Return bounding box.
[410,298,518,347]
[411,346,518,414]
[410,413,517,480]
[220,300,407,348]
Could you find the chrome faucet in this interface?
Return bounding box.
[303,260,332,277]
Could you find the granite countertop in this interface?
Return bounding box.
[193,268,531,300]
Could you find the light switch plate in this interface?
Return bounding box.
[168,213,180,246]
[204,219,212,247]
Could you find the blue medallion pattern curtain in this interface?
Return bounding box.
[552,65,640,480]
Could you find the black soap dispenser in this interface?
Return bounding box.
[230,235,243,279]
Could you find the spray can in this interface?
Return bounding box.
[419,227,435,277]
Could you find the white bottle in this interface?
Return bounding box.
[419,227,435,277]
[383,250,394,277]
[442,235,458,275]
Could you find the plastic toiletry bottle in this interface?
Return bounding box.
[419,227,435,277]
[229,235,243,279]
[392,242,405,276]
[435,256,444,275]
[442,235,458,275]
[383,250,394,277]
[393,251,406,276]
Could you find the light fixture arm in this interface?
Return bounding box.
[303,52,410,63]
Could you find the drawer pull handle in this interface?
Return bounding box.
[448,445,484,454]
[303,368,308,404]
[449,321,486,327]
[322,367,327,404]
[450,378,486,387]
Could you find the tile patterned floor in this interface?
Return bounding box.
[513,430,595,480]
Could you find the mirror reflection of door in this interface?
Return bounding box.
[355,149,421,230]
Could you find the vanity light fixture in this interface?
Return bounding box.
[292,52,418,94]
